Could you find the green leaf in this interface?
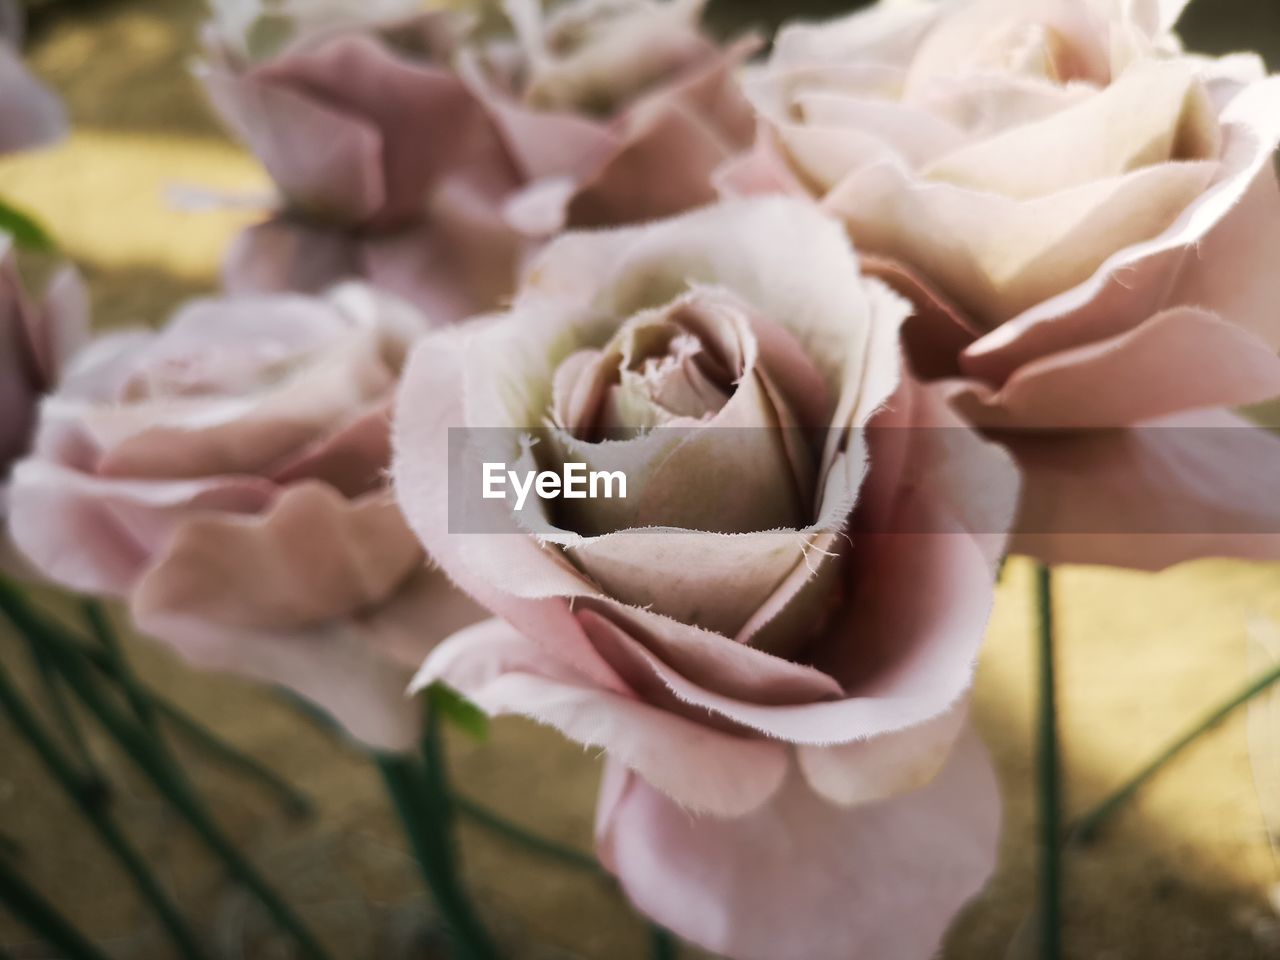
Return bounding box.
[0,198,55,252]
[428,683,490,742]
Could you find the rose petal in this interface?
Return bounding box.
[412,617,789,815]
[130,483,421,630]
[964,74,1280,379]
[223,219,365,298]
[200,63,387,222]
[826,155,1216,328]
[950,306,1280,429]
[797,697,969,805]
[8,459,275,596]
[1011,408,1280,569]
[0,43,66,155]
[595,726,1000,960]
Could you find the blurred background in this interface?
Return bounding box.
[2,0,1280,957]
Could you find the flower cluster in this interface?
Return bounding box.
[7,1,1280,957]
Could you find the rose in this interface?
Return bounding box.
[465,0,759,237]
[726,0,1280,568]
[199,0,756,327]
[0,0,65,156]
[0,238,87,572]
[10,285,481,749]
[199,6,527,324]
[392,198,1017,959]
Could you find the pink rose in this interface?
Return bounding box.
[393,198,1016,959]
[0,0,65,156]
[462,0,759,237]
[200,0,756,326]
[199,8,527,324]
[10,285,481,749]
[726,0,1280,568]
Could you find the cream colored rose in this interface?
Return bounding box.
[728,0,1280,570]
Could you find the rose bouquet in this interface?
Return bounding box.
[3,0,1280,958]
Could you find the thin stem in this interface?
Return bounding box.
[21,635,107,796]
[0,659,209,959]
[1071,660,1280,843]
[0,853,110,960]
[377,700,500,960]
[1034,563,1063,960]
[152,697,313,818]
[81,600,157,736]
[28,591,310,816]
[0,580,332,960]
[650,926,678,960]
[454,794,602,874]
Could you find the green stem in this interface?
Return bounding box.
[1071,660,1280,843]
[81,600,158,736]
[0,854,110,960]
[651,926,678,960]
[0,659,209,959]
[376,700,499,960]
[21,634,107,797]
[40,595,310,817]
[1034,563,1063,960]
[0,580,332,960]
[152,697,313,818]
[454,794,602,874]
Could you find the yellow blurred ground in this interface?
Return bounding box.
[2,2,1280,958]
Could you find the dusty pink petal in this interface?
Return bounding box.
[270,401,392,497]
[466,87,616,183]
[563,97,729,229]
[7,459,275,596]
[250,34,519,227]
[0,43,65,154]
[133,605,420,751]
[200,64,386,222]
[964,75,1280,380]
[354,564,491,673]
[860,253,980,380]
[364,180,525,325]
[582,599,844,707]
[713,135,812,200]
[32,266,90,386]
[1164,162,1280,352]
[1011,409,1280,570]
[223,219,364,298]
[797,697,969,805]
[76,319,396,481]
[595,727,1000,960]
[949,306,1280,430]
[32,286,407,485]
[131,483,421,631]
[565,531,819,639]
[412,617,790,816]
